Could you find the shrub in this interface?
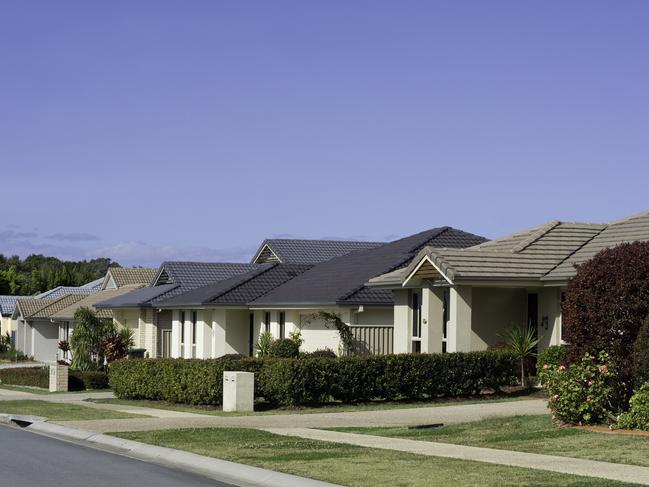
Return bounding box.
[617,382,649,431]
[0,367,107,390]
[537,345,567,384]
[633,317,649,385]
[542,352,618,425]
[501,325,541,388]
[562,242,649,400]
[109,351,518,407]
[302,349,337,359]
[268,338,300,358]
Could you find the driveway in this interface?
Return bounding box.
[0,423,236,487]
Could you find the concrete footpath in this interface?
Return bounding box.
[53,398,550,432]
[265,427,649,486]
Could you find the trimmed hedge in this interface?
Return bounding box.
[109,352,518,406]
[0,367,109,391]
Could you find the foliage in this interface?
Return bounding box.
[109,351,518,407]
[57,340,70,353]
[308,311,354,353]
[633,317,649,386]
[302,348,337,359]
[542,352,618,425]
[268,338,300,358]
[501,325,541,388]
[0,254,117,296]
[0,367,108,391]
[536,345,567,375]
[102,331,132,364]
[562,241,649,401]
[256,331,274,357]
[288,329,303,348]
[616,382,649,431]
[69,307,116,370]
[0,332,12,353]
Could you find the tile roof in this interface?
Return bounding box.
[15,294,87,319]
[51,285,144,320]
[104,267,157,288]
[252,227,487,307]
[96,262,260,309]
[80,278,104,290]
[35,286,97,299]
[393,221,605,285]
[157,264,312,307]
[252,239,385,265]
[0,295,33,316]
[544,211,649,281]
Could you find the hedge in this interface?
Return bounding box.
[109,351,517,406]
[0,367,109,391]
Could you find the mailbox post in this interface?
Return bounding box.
[49,364,68,392]
[223,371,254,412]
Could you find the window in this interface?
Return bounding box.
[180,311,186,344]
[264,311,271,333]
[191,311,197,345]
[412,292,422,338]
[443,288,450,349]
[279,311,286,338]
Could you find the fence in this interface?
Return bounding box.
[346,325,393,356]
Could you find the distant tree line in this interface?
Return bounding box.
[0,254,119,296]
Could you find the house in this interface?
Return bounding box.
[368,211,649,355]
[13,294,87,362]
[98,229,486,358]
[11,269,155,362]
[0,295,33,339]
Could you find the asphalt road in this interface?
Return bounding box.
[0,424,234,487]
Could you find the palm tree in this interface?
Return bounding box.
[501,325,541,388]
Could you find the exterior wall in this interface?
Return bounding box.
[31,320,59,363]
[15,319,30,357]
[351,307,392,327]
[538,287,563,349]
[113,309,142,348]
[297,308,349,354]
[393,289,411,353]
[471,287,528,350]
[225,309,249,355]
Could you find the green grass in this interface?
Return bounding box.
[0,384,52,395]
[334,415,649,467]
[113,427,636,487]
[0,400,148,421]
[88,393,534,416]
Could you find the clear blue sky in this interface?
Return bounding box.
[2,2,649,266]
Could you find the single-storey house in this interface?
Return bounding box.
[1,295,33,339]
[368,211,649,355]
[97,229,486,358]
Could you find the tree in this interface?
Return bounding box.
[69,307,116,370]
[562,241,649,400]
[634,317,649,386]
[501,325,541,388]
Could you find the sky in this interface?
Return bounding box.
[2,1,649,267]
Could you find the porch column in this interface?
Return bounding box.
[171,310,182,358]
[392,289,411,353]
[285,310,299,338]
[195,310,211,359]
[269,311,279,338]
[212,309,227,358]
[447,286,472,352]
[421,287,444,354]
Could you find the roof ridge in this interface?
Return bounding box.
[607,210,649,226]
[265,238,384,244]
[511,220,561,253]
[243,264,313,304]
[207,264,278,303]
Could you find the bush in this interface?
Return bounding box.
[537,345,567,382]
[633,317,649,385]
[562,242,649,400]
[268,339,300,358]
[109,351,518,407]
[256,331,273,357]
[542,352,618,425]
[302,349,337,359]
[617,382,649,430]
[0,367,108,391]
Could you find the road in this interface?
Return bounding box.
[0,424,234,487]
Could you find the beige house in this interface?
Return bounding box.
[368,211,649,355]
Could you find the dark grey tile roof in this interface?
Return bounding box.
[157,264,312,307]
[252,227,487,307]
[97,262,260,309]
[252,239,385,265]
[0,295,33,316]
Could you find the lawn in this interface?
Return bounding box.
[88,393,535,416]
[0,400,147,421]
[334,415,649,467]
[114,427,637,487]
[0,384,51,395]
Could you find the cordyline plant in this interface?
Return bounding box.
[501,324,541,388]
